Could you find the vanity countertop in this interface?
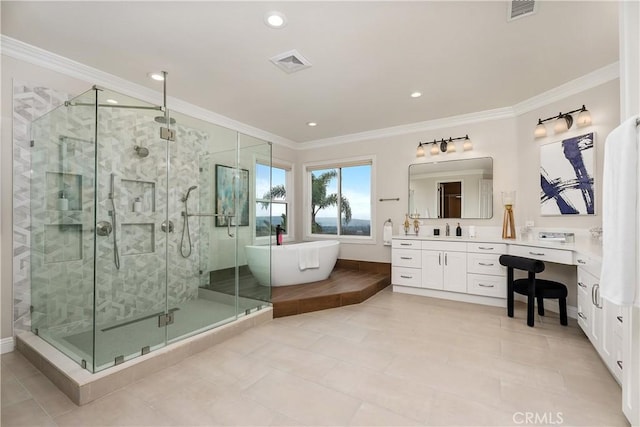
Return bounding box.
[392,234,602,260]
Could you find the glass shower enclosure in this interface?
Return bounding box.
[29,86,272,372]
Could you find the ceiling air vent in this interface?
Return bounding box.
[270,49,312,74]
[507,0,537,21]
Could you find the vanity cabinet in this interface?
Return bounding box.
[391,240,422,287]
[421,241,467,292]
[576,253,623,384]
[466,243,507,298]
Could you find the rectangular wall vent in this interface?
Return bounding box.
[508,0,536,21]
[270,49,312,74]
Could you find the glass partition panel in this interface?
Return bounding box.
[92,88,167,371]
[30,88,97,369]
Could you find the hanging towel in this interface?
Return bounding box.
[383,220,393,246]
[600,116,639,307]
[298,247,320,271]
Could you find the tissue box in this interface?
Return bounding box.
[538,232,575,243]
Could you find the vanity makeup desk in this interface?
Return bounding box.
[391,234,623,384]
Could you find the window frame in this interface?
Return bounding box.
[303,155,376,244]
[254,157,293,244]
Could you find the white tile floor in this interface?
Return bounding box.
[1,289,629,426]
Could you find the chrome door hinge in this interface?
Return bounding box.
[160,127,176,141]
[158,312,174,327]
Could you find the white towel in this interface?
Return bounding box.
[383,221,393,246]
[298,247,320,271]
[600,116,639,307]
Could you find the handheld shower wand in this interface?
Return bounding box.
[180,186,198,258]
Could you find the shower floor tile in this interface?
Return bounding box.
[60,298,242,370]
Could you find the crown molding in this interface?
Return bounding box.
[0,35,298,150]
[1,36,619,151]
[511,62,620,116]
[298,107,515,150]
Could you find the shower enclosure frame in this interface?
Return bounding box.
[28,80,272,374]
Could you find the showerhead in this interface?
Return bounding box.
[154,116,177,125]
[182,186,198,202]
[134,145,149,158]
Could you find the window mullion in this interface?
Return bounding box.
[337,168,342,236]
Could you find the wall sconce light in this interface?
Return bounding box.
[416,135,472,157]
[534,105,591,138]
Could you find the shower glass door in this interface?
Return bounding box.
[92,88,168,371]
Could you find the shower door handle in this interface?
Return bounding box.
[161,220,174,233]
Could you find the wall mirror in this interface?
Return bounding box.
[408,157,493,219]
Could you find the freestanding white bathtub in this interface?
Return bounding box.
[245,240,340,287]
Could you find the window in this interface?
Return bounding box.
[306,158,373,239]
[255,161,291,239]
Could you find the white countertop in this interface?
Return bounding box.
[392,234,602,260]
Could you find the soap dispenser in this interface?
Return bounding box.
[445,223,450,236]
[133,197,142,213]
[57,191,69,211]
[456,223,462,237]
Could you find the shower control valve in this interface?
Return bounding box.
[161,220,174,233]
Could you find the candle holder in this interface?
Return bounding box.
[403,214,411,235]
[502,191,516,239]
[411,213,420,235]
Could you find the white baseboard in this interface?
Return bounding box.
[1,337,15,354]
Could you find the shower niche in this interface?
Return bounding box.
[120,178,155,213]
[46,171,82,211]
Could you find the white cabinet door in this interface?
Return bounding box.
[422,250,443,290]
[443,251,467,293]
[578,267,603,351]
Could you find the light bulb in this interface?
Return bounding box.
[430,144,439,155]
[416,144,425,157]
[534,121,547,138]
[577,108,592,127]
[554,115,569,133]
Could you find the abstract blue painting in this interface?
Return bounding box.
[540,132,595,215]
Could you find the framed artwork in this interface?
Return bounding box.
[215,164,249,226]
[540,132,595,215]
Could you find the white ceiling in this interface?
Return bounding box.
[1,1,619,144]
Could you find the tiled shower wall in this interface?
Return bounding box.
[14,81,212,335]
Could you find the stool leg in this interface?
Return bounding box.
[507,268,514,318]
[537,297,545,316]
[527,275,535,327]
[559,298,568,326]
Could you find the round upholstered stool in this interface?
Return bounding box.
[499,255,569,327]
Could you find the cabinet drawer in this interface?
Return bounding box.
[467,253,506,276]
[421,240,466,252]
[467,242,507,254]
[575,253,602,277]
[509,245,573,264]
[392,267,422,287]
[467,274,506,298]
[392,249,421,268]
[392,239,421,249]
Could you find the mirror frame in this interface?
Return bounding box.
[408,157,494,220]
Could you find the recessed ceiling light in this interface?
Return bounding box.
[106,99,118,104]
[307,122,317,127]
[410,92,422,98]
[265,11,287,29]
[148,72,165,81]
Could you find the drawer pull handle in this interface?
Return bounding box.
[529,251,545,256]
[400,257,413,260]
[478,262,494,266]
[578,312,587,320]
[478,246,494,250]
[478,284,494,288]
[617,360,623,369]
[578,282,587,288]
[400,243,412,246]
[577,259,587,264]
[617,316,623,323]
[400,275,413,279]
